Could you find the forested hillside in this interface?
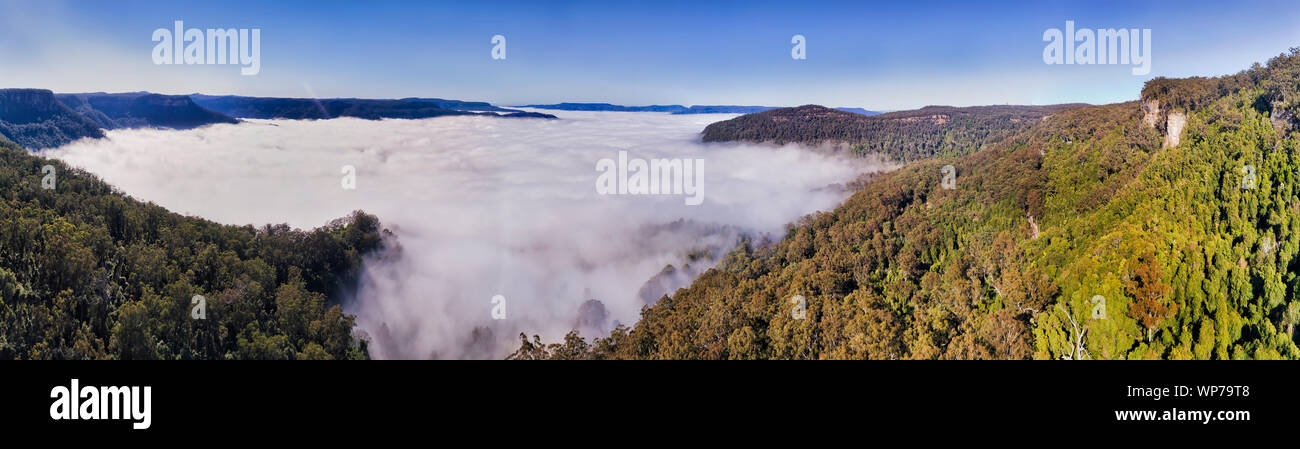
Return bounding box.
[0,89,105,150]
[701,103,1086,162]
[0,139,384,359]
[513,49,1300,360]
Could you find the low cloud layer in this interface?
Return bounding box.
[44,110,891,358]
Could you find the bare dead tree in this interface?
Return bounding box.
[1057,303,1089,360]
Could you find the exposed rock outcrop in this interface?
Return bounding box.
[0,88,104,149]
[1141,99,1161,127]
[1140,99,1187,148]
[56,92,239,130]
[1164,111,1186,148]
[575,299,611,336]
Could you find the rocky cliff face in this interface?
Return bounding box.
[1141,99,1161,127]
[1165,111,1187,147]
[0,89,105,149]
[1141,98,1186,148]
[0,89,61,115]
[57,93,239,130]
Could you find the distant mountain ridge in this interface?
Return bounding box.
[56,92,239,130]
[521,103,694,113]
[0,89,556,150]
[0,89,105,149]
[521,102,881,116]
[192,94,556,120]
[399,97,523,113]
[701,103,1087,162]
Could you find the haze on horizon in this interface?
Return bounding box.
[2,0,1299,111]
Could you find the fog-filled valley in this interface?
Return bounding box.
[40,110,890,358]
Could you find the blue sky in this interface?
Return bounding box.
[1,0,1298,110]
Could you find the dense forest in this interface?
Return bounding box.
[701,103,1087,163]
[513,49,1300,360]
[0,138,384,359]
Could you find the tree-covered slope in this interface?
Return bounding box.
[701,103,1087,163]
[0,89,105,150]
[0,139,384,359]
[514,49,1300,360]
